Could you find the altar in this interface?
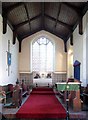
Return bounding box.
[33,78,52,87]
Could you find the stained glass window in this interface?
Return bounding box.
[32,37,54,72]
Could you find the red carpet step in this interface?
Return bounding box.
[31,91,55,95]
[32,87,53,91]
[31,87,54,95]
[16,87,66,119]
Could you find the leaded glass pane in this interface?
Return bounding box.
[32,37,54,72]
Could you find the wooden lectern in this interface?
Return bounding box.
[56,82,81,120]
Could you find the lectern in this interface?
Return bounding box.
[56,82,81,120]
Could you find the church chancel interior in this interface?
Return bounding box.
[0,1,88,120]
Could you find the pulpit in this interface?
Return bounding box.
[56,82,81,120]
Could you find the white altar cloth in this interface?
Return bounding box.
[33,78,52,86]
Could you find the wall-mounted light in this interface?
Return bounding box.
[68,49,73,55]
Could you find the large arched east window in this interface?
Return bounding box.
[32,37,54,72]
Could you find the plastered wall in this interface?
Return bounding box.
[0,15,19,85]
[19,30,67,73]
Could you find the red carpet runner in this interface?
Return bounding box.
[16,87,66,119]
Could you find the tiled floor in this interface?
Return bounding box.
[1,91,88,120]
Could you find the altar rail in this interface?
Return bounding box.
[19,72,33,86]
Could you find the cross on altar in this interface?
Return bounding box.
[55,82,81,120]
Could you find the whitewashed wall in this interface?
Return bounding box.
[67,12,88,87]
[86,11,88,85]
[19,30,67,73]
[73,25,83,83]
[0,15,19,85]
[67,39,73,79]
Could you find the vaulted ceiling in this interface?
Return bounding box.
[2,2,88,52]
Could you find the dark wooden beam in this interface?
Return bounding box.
[24,3,31,31]
[2,3,14,32]
[82,2,88,16]
[13,30,17,44]
[3,13,7,34]
[2,3,23,35]
[67,2,88,41]
[45,27,66,41]
[54,3,61,28]
[78,2,88,35]
[20,28,42,40]
[67,18,83,41]
[45,13,72,32]
[0,1,2,15]
[79,19,83,35]
[41,2,45,29]
[64,41,67,52]
[14,14,41,30]
[19,40,22,52]
[70,33,73,45]
[4,2,23,14]
[17,25,68,42]
[63,3,82,18]
[20,27,66,42]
